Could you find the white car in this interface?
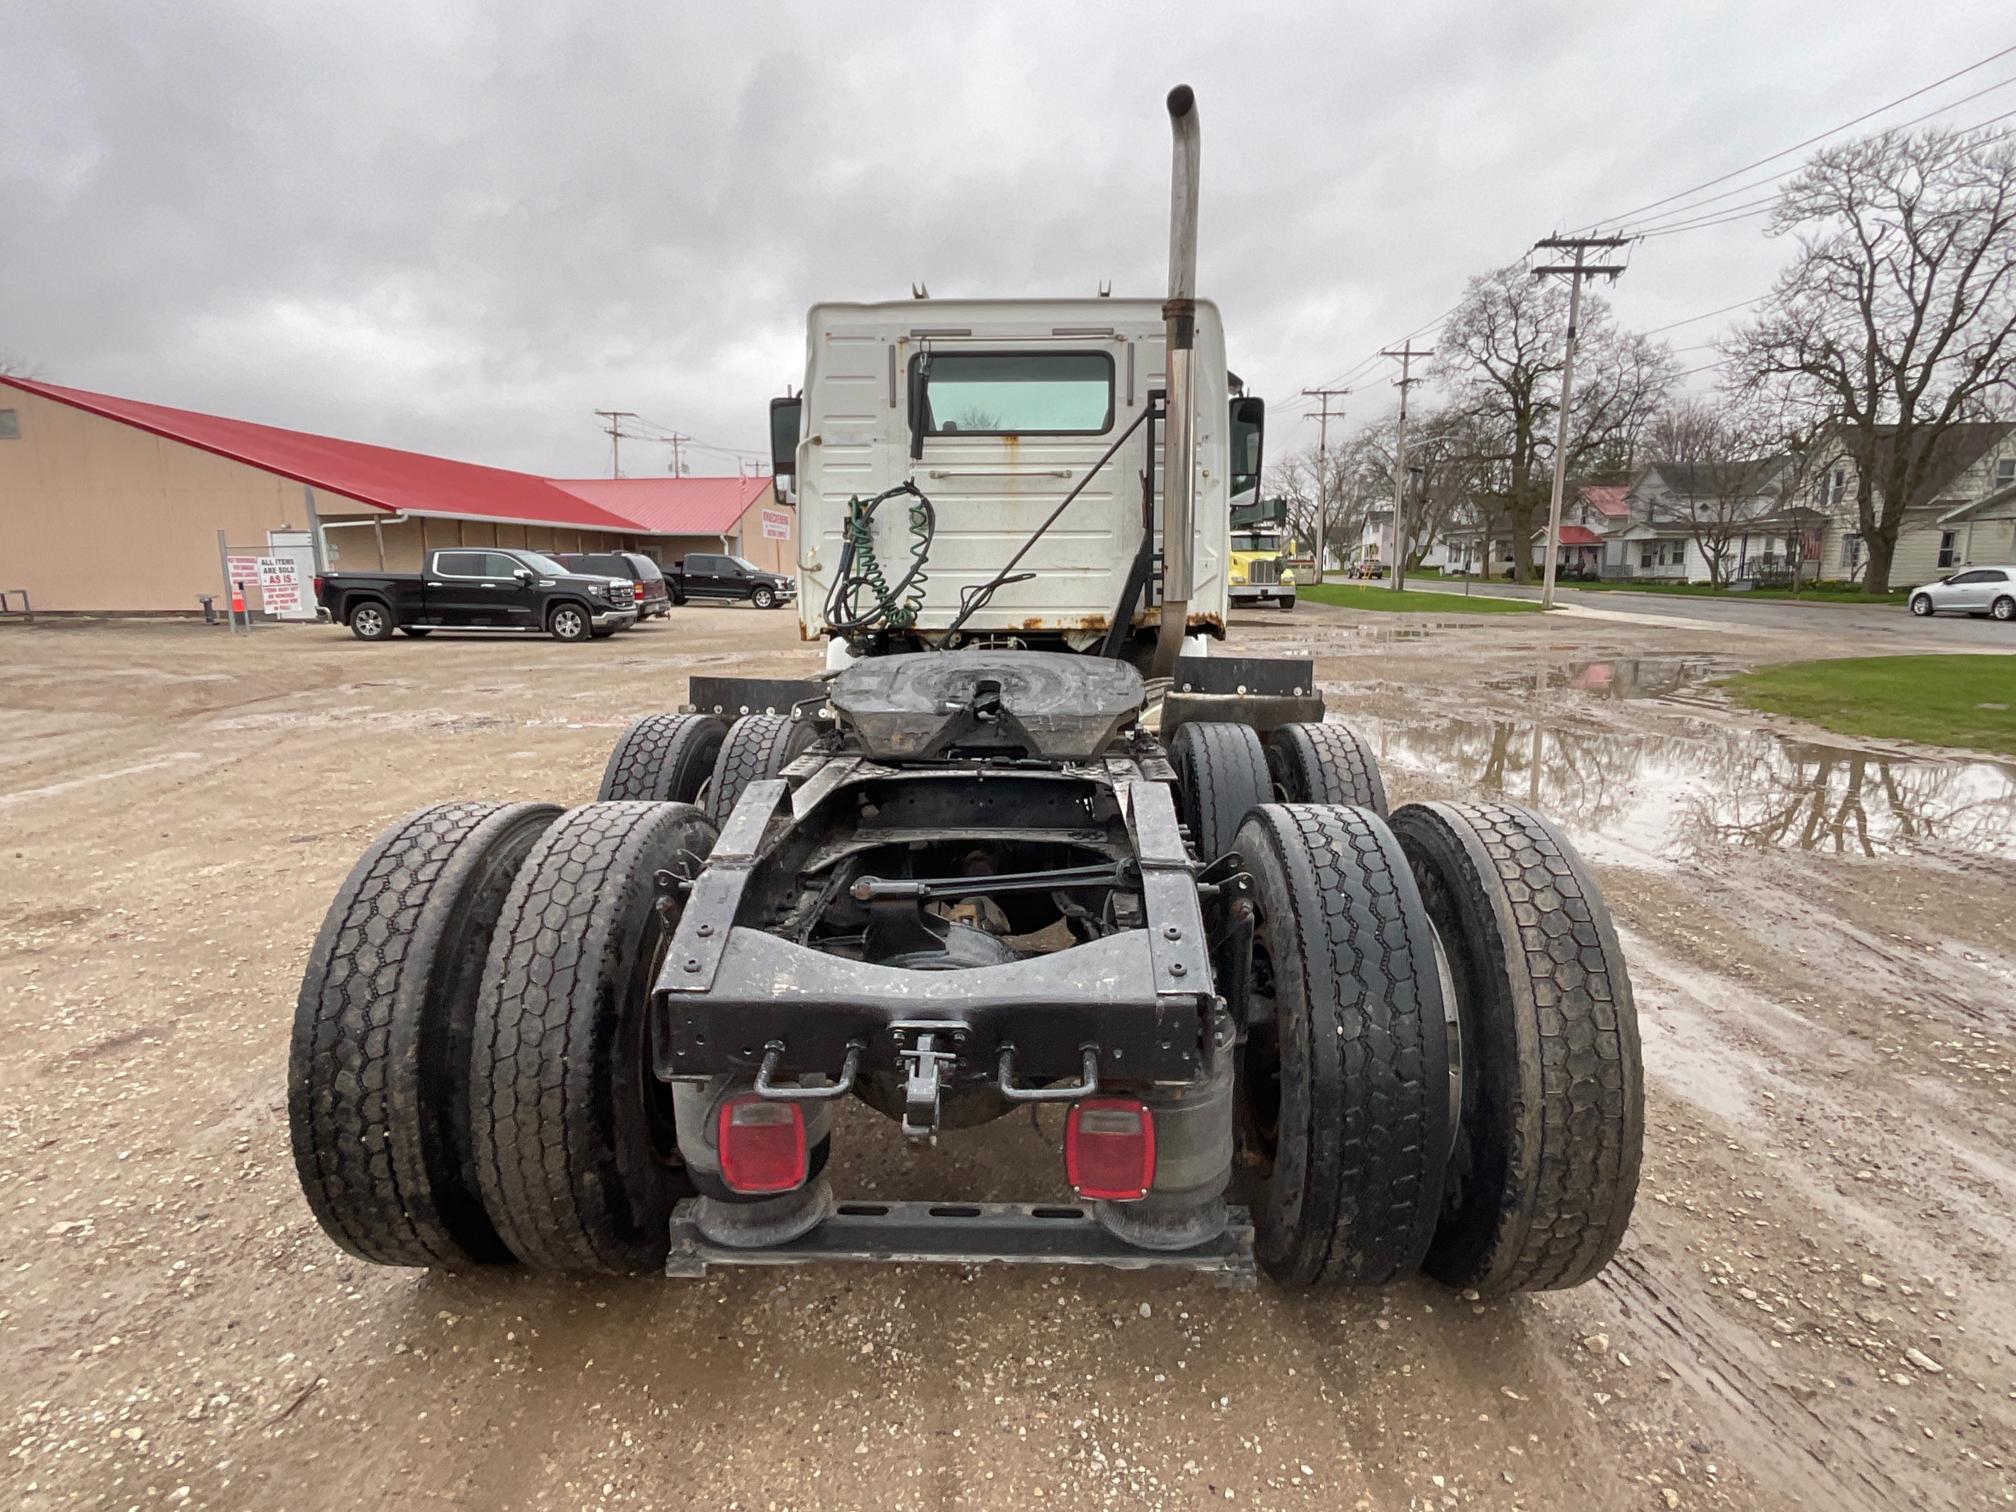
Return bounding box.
[1908,565,2016,621]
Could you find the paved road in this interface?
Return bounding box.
[1405,579,2016,648]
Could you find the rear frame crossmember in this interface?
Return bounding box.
[665,1199,1256,1285]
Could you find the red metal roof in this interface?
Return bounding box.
[0,376,771,537]
[1579,485,1630,518]
[549,476,771,537]
[1558,524,1603,546]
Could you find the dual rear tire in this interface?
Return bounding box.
[1236,796,1642,1295]
[289,800,717,1274]
[292,707,814,1274]
[292,720,1642,1293]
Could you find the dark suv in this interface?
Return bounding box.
[553,551,672,619]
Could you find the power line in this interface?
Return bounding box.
[1639,296,1769,335]
[1631,108,2016,243]
[1620,82,2016,243]
[1279,51,2016,441]
[1613,85,2016,238]
[1572,41,2016,234]
[1637,202,1781,240]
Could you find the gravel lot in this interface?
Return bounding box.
[3,603,2012,1511]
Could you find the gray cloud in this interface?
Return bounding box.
[0,0,1995,474]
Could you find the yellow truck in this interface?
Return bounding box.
[1228,521,1296,611]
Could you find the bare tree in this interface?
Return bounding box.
[1267,445,1335,580]
[1439,267,1676,582]
[1406,407,1491,572]
[1726,127,2016,592]
[1643,399,1786,587]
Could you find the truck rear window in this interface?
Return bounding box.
[914,351,1114,436]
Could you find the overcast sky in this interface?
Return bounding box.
[2,1,2008,478]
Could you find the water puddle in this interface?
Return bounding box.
[1492,656,1732,700]
[1354,712,2016,865]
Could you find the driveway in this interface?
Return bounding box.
[4,608,2012,1511]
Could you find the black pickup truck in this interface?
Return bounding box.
[317,548,640,642]
[669,551,795,609]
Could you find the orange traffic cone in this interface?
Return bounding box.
[231,582,246,615]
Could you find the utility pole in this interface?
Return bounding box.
[1531,236,1628,608]
[594,410,639,477]
[665,433,691,477]
[1380,342,1432,592]
[1300,387,1351,582]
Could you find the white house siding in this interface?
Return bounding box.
[1812,430,2016,581]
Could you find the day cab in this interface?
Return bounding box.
[769,298,1265,658]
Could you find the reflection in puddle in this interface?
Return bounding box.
[1496,657,1730,700]
[1361,713,2016,864]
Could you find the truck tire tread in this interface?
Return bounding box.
[706,714,815,827]
[1267,722,1388,814]
[469,801,717,1272]
[1240,803,1449,1286]
[1388,800,1643,1295]
[598,713,728,804]
[289,800,560,1267]
[1170,721,1272,862]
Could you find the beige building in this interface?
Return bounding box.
[0,375,788,614]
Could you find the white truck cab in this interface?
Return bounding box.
[770,296,1261,659]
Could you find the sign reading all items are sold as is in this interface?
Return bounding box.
[257,556,303,614]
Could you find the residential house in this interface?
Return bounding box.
[1415,423,2016,587]
[1932,476,2016,574]
[1423,485,1615,576]
[1603,458,1815,584]
[1805,423,2016,583]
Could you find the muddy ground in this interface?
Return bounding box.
[2,603,2012,1511]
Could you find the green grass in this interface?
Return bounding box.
[1723,655,2016,757]
[1296,582,1544,615]
[1559,579,1908,604]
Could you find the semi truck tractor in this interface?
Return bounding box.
[290,87,1642,1295]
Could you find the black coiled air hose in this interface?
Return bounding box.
[823,482,935,634]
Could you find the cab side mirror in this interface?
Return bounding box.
[1229,395,1265,499]
[513,567,532,581]
[769,396,802,506]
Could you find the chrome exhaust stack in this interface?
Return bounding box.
[1151,84,1201,680]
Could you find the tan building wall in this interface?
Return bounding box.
[726,484,793,574]
[0,390,649,612]
[321,517,650,575]
[0,389,369,612]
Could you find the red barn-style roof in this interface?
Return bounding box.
[1,376,772,537]
[1558,524,1603,546]
[550,476,772,536]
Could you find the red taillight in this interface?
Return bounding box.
[1065,1099,1155,1202]
[633,581,645,601]
[717,1095,807,1195]
[312,575,324,597]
